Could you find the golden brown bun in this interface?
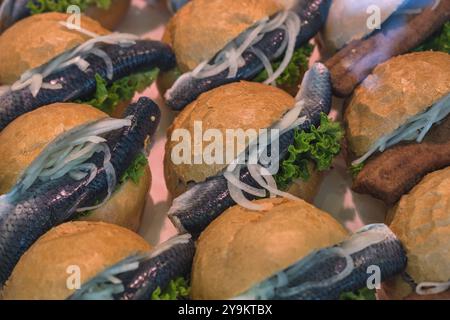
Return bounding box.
[82,165,150,231]
[165,81,292,193]
[2,221,151,300]
[163,0,284,72]
[285,164,323,204]
[0,103,150,231]
[0,12,110,85]
[191,198,348,299]
[383,167,450,299]
[85,0,131,30]
[344,51,450,157]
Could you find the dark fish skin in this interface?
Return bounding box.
[167,0,190,14]
[168,63,332,237]
[68,234,196,300]
[0,0,30,33]
[166,0,332,111]
[0,40,175,131]
[0,97,161,286]
[241,224,407,300]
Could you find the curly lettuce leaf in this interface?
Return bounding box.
[253,44,314,87]
[275,114,344,190]
[79,69,159,114]
[120,153,148,185]
[414,21,450,54]
[151,277,190,300]
[28,0,111,14]
[340,287,376,300]
[350,163,364,178]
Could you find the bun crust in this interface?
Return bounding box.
[191,198,348,299]
[165,81,294,196]
[2,221,151,300]
[0,103,150,230]
[163,0,283,72]
[345,52,450,156]
[385,167,450,299]
[0,12,109,85]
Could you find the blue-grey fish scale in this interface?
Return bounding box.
[0,97,161,286]
[0,40,175,131]
[167,0,190,14]
[0,0,30,33]
[166,0,332,111]
[248,225,407,300]
[168,63,332,237]
[114,236,195,300]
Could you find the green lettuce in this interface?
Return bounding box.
[275,114,344,190]
[28,0,111,14]
[253,44,314,87]
[79,69,159,114]
[151,277,190,300]
[340,287,376,300]
[350,163,364,178]
[120,153,148,185]
[414,21,450,54]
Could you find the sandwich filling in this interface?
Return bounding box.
[27,0,112,14]
[0,22,158,115]
[224,90,343,211]
[352,92,450,166]
[166,10,313,100]
[6,116,148,215]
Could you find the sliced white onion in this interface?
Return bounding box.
[432,0,441,10]
[223,77,313,211]
[223,169,267,198]
[10,23,139,97]
[251,47,274,84]
[41,82,63,90]
[12,118,131,201]
[189,10,300,83]
[91,48,114,80]
[353,93,450,165]
[263,12,300,85]
[416,281,450,295]
[279,247,355,298]
[148,234,192,259]
[227,177,270,211]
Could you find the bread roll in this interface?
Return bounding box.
[345,51,450,156]
[0,12,110,85]
[0,103,151,231]
[191,198,348,299]
[382,167,450,299]
[2,221,151,300]
[163,0,284,72]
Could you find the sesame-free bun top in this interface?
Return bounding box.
[0,12,109,85]
[344,51,450,157]
[383,167,450,300]
[191,198,348,299]
[165,81,322,201]
[163,0,285,72]
[2,221,151,300]
[0,103,151,231]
